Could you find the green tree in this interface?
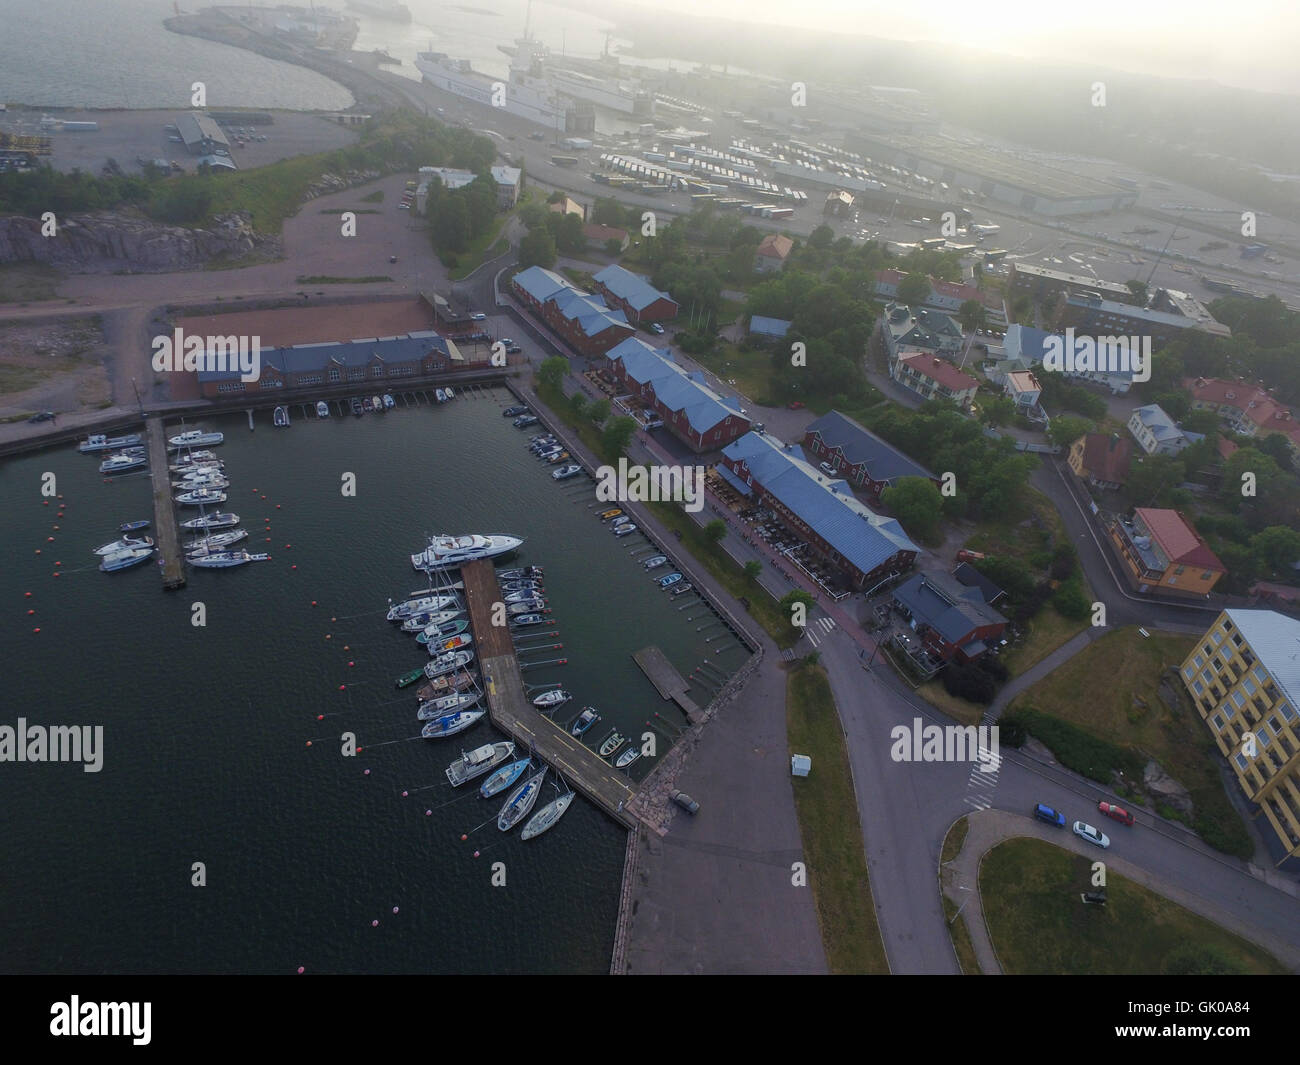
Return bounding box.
[958,299,987,333]
[1052,577,1090,620]
[779,589,815,616]
[433,195,470,252]
[1257,432,1295,472]
[896,272,931,307]
[1180,408,1220,435]
[1250,526,1300,573]
[807,223,834,249]
[568,392,588,418]
[881,476,943,543]
[1128,453,1183,507]
[1154,391,1190,420]
[743,560,763,583]
[704,518,727,543]
[539,355,567,392]
[518,225,557,269]
[1125,279,1149,305]
[587,397,611,425]
[1047,414,1094,448]
[978,395,1016,428]
[601,414,637,456]
[604,237,624,258]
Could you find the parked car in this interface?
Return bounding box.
[470,312,487,321]
[506,344,522,354]
[819,461,836,476]
[787,400,805,409]
[27,410,55,423]
[671,790,699,814]
[649,322,665,335]
[1072,821,1110,848]
[1098,801,1134,826]
[1033,803,1065,827]
[388,255,398,263]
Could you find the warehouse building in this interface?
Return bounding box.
[591,264,678,323]
[512,266,636,357]
[803,410,937,503]
[176,113,230,156]
[719,430,920,590]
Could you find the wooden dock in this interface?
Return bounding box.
[144,416,185,590]
[633,646,702,723]
[461,560,637,827]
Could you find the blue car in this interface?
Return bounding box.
[1033,803,1066,827]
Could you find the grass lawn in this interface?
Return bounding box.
[684,339,774,405]
[917,680,986,727]
[786,664,889,973]
[981,837,1285,974]
[941,815,969,864]
[941,896,981,974]
[1000,605,1087,677]
[966,484,1061,559]
[1005,627,1253,859]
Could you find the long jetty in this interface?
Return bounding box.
[460,559,636,827]
[144,416,185,590]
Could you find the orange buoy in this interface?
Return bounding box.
[311,601,317,606]
[27,610,34,615]
[46,537,54,542]
[348,661,354,667]
[24,592,31,597]
[42,500,49,506]
[338,684,346,691]
[33,628,40,633]
[276,504,282,509]
[306,741,312,747]
[291,565,296,570]
[317,715,324,721]
[460,834,467,841]
[54,561,61,566]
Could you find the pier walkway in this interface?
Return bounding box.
[460,560,637,827]
[632,646,702,724]
[144,416,185,590]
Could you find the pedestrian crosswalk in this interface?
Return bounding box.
[804,616,837,647]
[963,738,1002,811]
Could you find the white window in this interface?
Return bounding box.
[1194,654,1204,668]
[1243,676,1256,695]
[1257,728,1271,748]
[1253,665,1268,684]
[1184,666,1195,680]
[1212,630,1224,644]
[1193,680,1204,695]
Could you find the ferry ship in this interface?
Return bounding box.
[416,41,573,130]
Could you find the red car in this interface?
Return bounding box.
[1098,801,1134,827]
[787,400,805,410]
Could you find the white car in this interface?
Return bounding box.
[470,313,487,321]
[819,462,837,476]
[1072,821,1110,849]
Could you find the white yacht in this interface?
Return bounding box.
[179,511,239,530]
[184,529,248,552]
[99,545,155,572]
[99,453,146,474]
[410,534,524,572]
[388,594,461,621]
[79,432,142,453]
[175,487,228,505]
[167,429,224,449]
[93,534,154,555]
[188,550,270,568]
[172,474,230,490]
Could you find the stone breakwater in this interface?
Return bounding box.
[0,210,279,272]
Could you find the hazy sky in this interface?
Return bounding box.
[621,0,1300,97]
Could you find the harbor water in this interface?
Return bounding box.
[0,388,747,973]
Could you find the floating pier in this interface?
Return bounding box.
[632,645,702,723]
[144,416,185,590]
[461,560,636,826]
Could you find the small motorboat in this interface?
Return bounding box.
[498,566,543,580]
[546,451,571,465]
[402,609,463,632]
[273,406,290,427]
[173,449,217,463]
[598,731,625,758]
[99,453,146,474]
[99,545,155,572]
[395,666,426,689]
[658,572,684,588]
[426,632,473,655]
[94,534,154,555]
[613,523,638,537]
[167,429,224,449]
[670,582,694,597]
[599,509,623,522]
[445,742,515,787]
[480,757,530,798]
[184,529,248,552]
[350,398,363,416]
[424,649,475,679]
[500,579,543,593]
[119,520,151,533]
[521,791,575,840]
[421,710,484,739]
[611,515,632,527]
[79,432,143,453]
[444,387,455,400]
[362,396,373,413]
[316,401,330,418]
[497,767,547,831]
[570,706,599,737]
[414,618,470,644]
[511,613,547,627]
[504,589,545,605]
[503,405,529,417]
[643,555,668,569]
[553,464,582,480]
[532,689,571,711]
[416,671,479,700]
[179,511,239,530]
[172,474,230,490]
[513,414,539,427]
[507,600,546,615]
[371,394,383,412]
[615,745,642,769]
[175,488,228,505]
[418,692,480,721]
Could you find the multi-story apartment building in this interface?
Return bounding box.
[889,348,979,409]
[1179,609,1300,869]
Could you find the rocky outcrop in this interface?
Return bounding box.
[0,210,280,273]
[1144,759,1195,819]
[303,169,384,201]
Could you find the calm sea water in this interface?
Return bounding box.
[0,389,747,973]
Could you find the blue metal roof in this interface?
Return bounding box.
[513,266,573,304]
[892,571,1006,644]
[607,337,745,435]
[722,432,920,575]
[716,464,753,497]
[549,287,629,337]
[1132,404,1183,441]
[749,315,791,338]
[197,332,453,382]
[593,264,674,312]
[804,410,934,484]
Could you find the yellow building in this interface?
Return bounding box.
[1179,609,1300,868]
